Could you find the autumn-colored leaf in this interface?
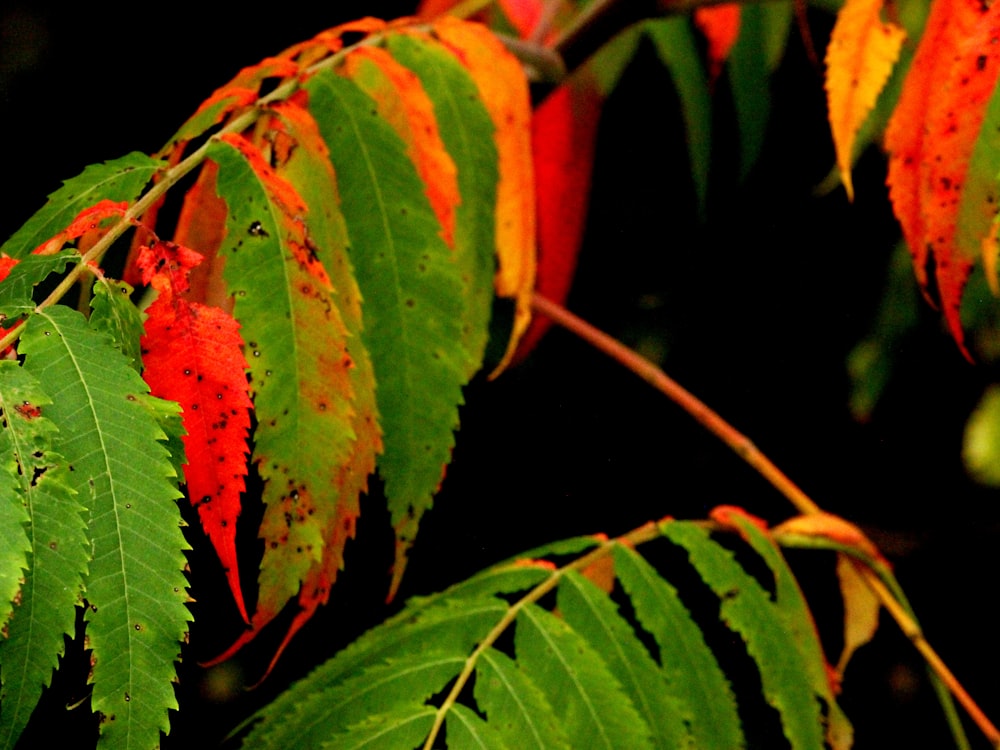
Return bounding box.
[431,16,536,376]
[172,160,231,309]
[204,131,362,662]
[209,100,382,674]
[834,554,880,679]
[695,4,743,82]
[825,0,905,201]
[340,46,460,247]
[884,0,1000,355]
[515,77,602,363]
[139,239,254,622]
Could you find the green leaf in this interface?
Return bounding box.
[447,703,512,750]
[643,19,712,213]
[717,508,852,748]
[514,603,654,750]
[1,154,162,260]
[246,652,465,750]
[0,361,88,749]
[612,544,743,749]
[661,521,827,749]
[385,32,499,374]
[727,6,776,180]
[473,648,570,750]
[0,251,78,318]
[89,277,144,371]
[304,69,470,593]
[19,306,190,750]
[208,134,358,617]
[558,571,693,748]
[319,705,438,750]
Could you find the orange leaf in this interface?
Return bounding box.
[431,17,537,376]
[885,0,1000,355]
[139,240,254,623]
[695,4,743,82]
[825,0,905,201]
[340,46,460,246]
[771,512,886,565]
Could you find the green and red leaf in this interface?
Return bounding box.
[885,0,1000,355]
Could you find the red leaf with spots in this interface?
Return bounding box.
[139,239,253,622]
[885,0,1000,356]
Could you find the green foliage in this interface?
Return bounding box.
[235,523,843,749]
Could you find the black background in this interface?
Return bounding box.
[2,2,998,747]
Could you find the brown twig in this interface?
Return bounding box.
[531,291,1000,748]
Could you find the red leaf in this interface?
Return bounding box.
[139,239,254,623]
[884,0,1000,356]
[694,4,742,82]
[514,77,601,363]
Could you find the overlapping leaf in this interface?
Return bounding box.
[0,362,88,749]
[303,67,470,600]
[240,525,848,749]
[885,0,1000,354]
[19,306,190,750]
[206,133,360,644]
[138,239,254,622]
[825,0,906,200]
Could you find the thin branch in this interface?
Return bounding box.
[531,292,1000,748]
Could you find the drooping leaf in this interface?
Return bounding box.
[643,19,713,212]
[385,30,499,373]
[19,306,190,750]
[303,68,469,599]
[341,45,461,248]
[0,365,36,630]
[825,0,906,200]
[207,133,359,638]
[138,239,253,622]
[515,75,602,362]
[221,97,381,669]
[834,553,881,677]
[612,544,743,749]
[0,154,161,260]
[0,361,89,749]
[430,17,537,375]
[661,520,828,749]
[884,0,1000,354]
[695,4,743,82]
[557,571,693,748]
[711,506,852,749]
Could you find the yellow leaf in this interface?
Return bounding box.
[834,554,881,678]
[432,17,537,376]
[825,0,905,200]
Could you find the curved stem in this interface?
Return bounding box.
[531,292,999,748]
